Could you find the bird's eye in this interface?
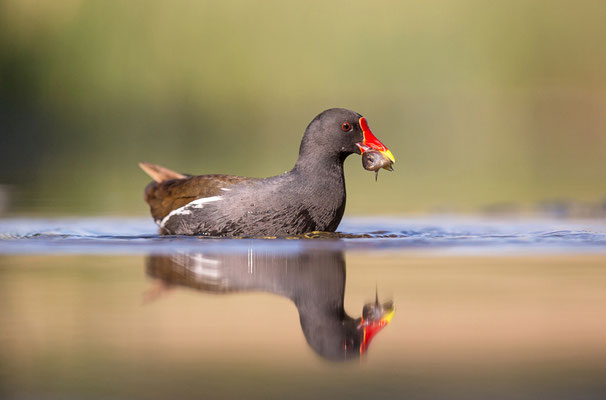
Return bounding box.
[341,122,352,132]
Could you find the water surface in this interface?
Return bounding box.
[2,216,606,254]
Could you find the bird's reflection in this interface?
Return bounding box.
[145,247,394,362]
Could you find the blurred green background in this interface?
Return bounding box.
[1,0,605,216]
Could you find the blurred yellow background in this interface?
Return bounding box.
[1,0,605,215]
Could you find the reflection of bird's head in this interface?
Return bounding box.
[299,297,395,362]
[359,298,395,354]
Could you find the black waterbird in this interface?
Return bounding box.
[140,108,395,236]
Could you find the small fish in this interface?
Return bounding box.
[362,151,394,181]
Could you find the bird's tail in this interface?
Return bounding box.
[138,162,186,183]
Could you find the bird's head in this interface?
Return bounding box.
[299,108,395,169]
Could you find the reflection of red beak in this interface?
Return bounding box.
[359,308,395,354]
[356,117,395,164]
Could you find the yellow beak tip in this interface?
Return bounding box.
[382,149,396,163]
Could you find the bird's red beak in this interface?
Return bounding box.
[356,117,396,164]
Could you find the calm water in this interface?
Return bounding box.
[1,216,606,399]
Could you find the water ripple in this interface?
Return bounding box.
[0,216,605,255]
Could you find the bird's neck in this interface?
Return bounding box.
[292,135,348,174]
[292,150,346,181]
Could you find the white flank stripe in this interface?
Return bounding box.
[159,196,222,228]
[189,195,222,208]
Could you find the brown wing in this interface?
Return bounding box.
[139,163,250,221]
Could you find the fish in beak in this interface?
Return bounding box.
[356,117,395,170]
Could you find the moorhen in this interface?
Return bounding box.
[140,108,394,236]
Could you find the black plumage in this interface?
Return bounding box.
[140,108,393,237]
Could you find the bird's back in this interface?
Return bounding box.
[141,163,346,237]
[140,162,251,223]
